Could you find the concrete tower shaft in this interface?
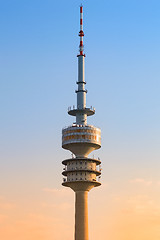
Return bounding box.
[75,191,88,240]
[62,6,102,240]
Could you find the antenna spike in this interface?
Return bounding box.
[79,5,84,56]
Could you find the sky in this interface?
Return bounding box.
[0,0,160,239]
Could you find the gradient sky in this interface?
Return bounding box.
[0,0,160,239]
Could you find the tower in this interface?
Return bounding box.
[62,6,101,240]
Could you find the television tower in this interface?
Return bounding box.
[62,5,101,240]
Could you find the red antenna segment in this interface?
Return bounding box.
[79,5,85,56]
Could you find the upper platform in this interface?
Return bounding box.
[68,107,95,117]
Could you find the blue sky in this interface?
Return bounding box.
[0,1,160,239]
[1,0,159,162]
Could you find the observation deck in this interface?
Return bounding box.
[62,124,101,157]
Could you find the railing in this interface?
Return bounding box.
[63,167,100,172]
[68,105,95,112]
[62,156,101,162]
[62,124,101,131]
[63,178,101,183]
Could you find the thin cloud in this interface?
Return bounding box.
[130,178,152,186]
[41,202,72,211]
[42,187,72,197]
